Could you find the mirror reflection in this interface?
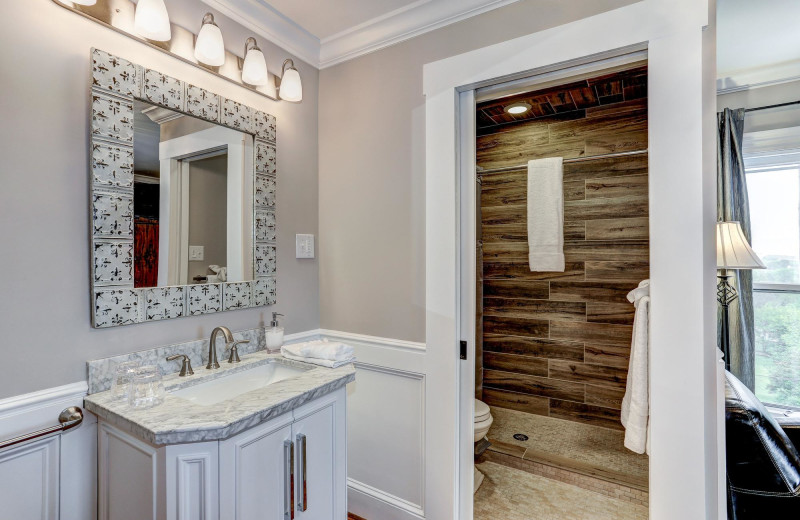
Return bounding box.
[132,100,254,288]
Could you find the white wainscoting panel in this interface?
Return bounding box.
[0,381,96,520]
[319,329,427,520]
[0,436,60,519]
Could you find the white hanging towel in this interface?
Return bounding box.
[621,279,651,455]
[527,157,565,272]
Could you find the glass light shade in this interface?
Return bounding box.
[242,48,269,86]
[505,102,530,115]
[134,0,171,42]
[716,221,766,269]
[279,67,303,102]
[194,21,225,66]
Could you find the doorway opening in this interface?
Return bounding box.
[460,56,651,520]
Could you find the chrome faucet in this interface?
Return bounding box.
[207,326,234,369]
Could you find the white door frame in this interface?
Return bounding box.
[157,126,250,286]
[424,1,719,519]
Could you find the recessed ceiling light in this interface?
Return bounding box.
[505,102,531,115]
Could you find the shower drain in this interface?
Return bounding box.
[513,433,529,441]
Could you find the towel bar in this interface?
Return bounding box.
[0,407,83,451]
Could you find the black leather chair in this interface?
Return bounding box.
[725,370,800,518]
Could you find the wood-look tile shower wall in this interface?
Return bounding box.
[476,67,648,430]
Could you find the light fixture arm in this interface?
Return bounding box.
[244,37,261,56]
[200,12,217,29]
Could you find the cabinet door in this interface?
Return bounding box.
[292,393,341,520]
[220,414,294,520]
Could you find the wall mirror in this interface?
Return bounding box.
[89,49,277,328]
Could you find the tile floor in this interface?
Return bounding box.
[488,407,649,484]
[474,461,649,520]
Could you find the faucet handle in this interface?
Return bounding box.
[166,354,194,377]
[227,340,249,364]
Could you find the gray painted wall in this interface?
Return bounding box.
[317,0,639,342]
[0,0,319,398]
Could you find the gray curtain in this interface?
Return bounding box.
[717,107,755,389]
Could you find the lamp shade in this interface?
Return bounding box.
[242,47,268,86]
[716,221,766,269]
[134,0,171,42]
[279,66,302,102]
[194,14,225,66]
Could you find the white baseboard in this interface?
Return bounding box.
[348,478,426,520]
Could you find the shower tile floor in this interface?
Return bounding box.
[487,407,649,487]
[474,460,648,520]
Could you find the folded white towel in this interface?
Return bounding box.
[207,265,227,283]
[621,279,650,455]
[527,157,565,272]
[282,339,354,361]
[281,348,355,368]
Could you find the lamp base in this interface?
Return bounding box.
[717,270,738,372]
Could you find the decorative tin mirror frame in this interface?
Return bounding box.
[89,48,277,328]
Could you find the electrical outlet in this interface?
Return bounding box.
[295,234,315,259]
[189,245,204,261]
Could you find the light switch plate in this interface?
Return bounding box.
[189,245,204,261]
[295,234,315,259]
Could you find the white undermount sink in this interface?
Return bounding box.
[171,362,307,406]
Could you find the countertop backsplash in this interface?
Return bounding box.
[87,326,268,394]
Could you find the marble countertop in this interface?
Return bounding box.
[84,351,355,445]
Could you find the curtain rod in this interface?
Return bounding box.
[476,149,648,175]
[745,100,800,113]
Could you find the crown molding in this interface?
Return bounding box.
[318,0,522,69]
[205,0,522,70]
[201,0,321,67]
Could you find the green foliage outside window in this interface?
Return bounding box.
[753,255,800,407]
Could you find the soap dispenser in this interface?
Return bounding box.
[266,312,285,350]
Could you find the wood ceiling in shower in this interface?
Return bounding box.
[476,66,647,132]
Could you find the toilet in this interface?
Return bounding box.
[474,399,493,442]
[474,399,493,493]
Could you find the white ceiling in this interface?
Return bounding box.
[717,0,800,91]
[203,0,521,68]
[265,0,425,40]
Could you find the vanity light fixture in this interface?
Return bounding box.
[194,13,225,67]
[134,0,172,42]
[505,102,531,115]
[276,59,303,103]
[241,37,269,86]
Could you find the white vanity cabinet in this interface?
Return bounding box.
[97,388,347,520]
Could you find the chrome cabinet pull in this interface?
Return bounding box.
[296,433,307,512]
[284,440,294,520]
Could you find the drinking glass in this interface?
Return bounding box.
[110,361,140,402]
[128,365,165,409]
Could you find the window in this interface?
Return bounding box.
[746,152,800,407]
